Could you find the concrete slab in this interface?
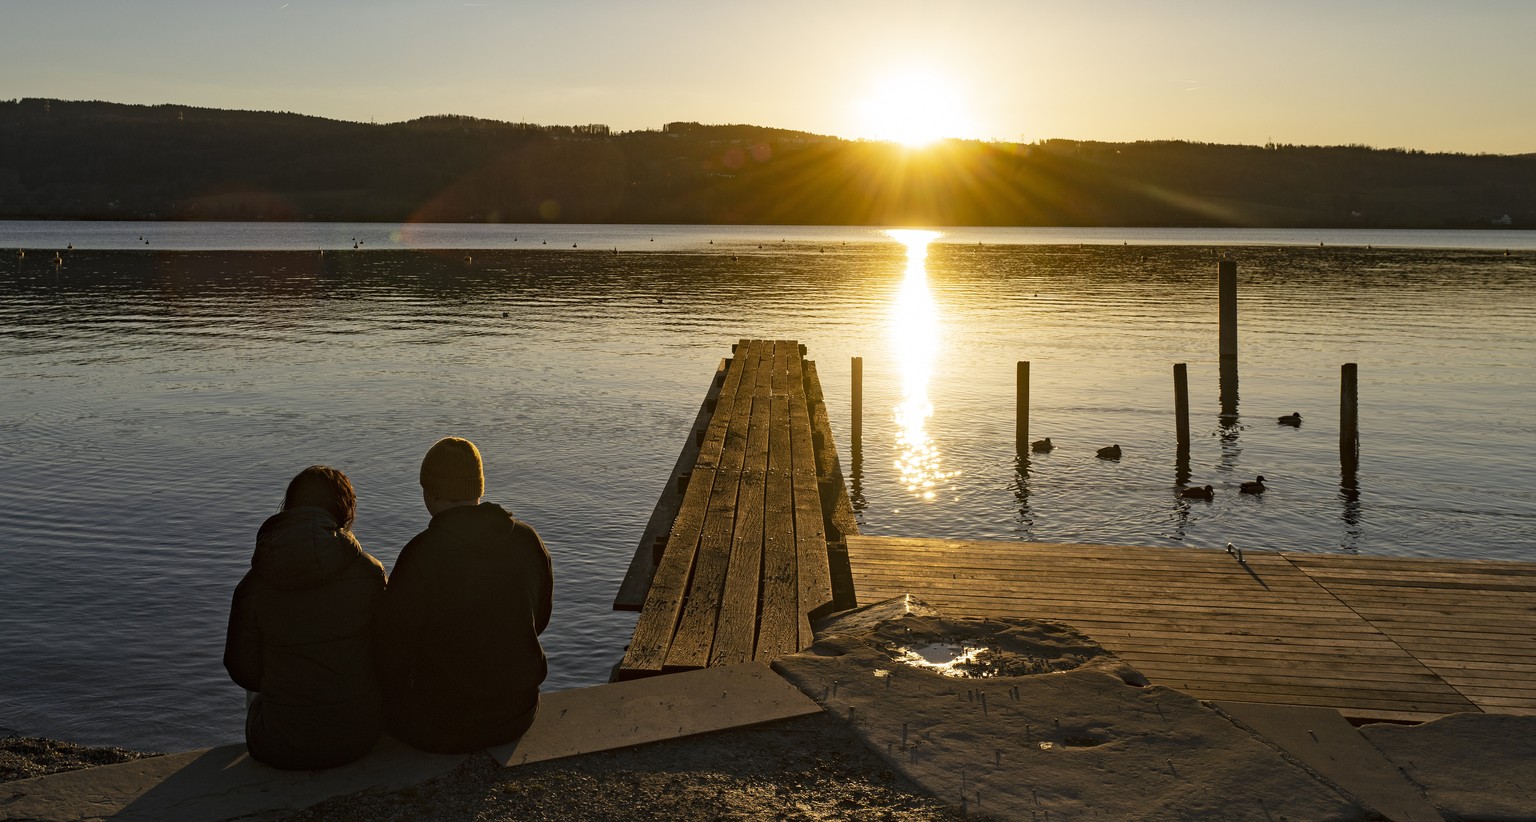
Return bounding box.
[773,604,1368,821]
[489,662,821,767]
[1214,701,1444,822]
[1361,713,1536,822]
[0,736,465,822]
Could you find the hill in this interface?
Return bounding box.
[2,98,1532,227]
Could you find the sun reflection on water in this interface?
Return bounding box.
[887,229,957,500]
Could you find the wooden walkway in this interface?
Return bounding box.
[615,340,857,680]
[847,536,1536,723]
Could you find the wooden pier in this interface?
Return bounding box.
[614,340,857,680]
[615,344,1533,724]
[845,536,1536,723]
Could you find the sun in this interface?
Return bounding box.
[855,68,976,148]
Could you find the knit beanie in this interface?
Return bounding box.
[420,437,485,501]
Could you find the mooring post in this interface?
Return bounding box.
[1341,363,1359,467]
[1173,363,1190,456]
[1218,261,1240,421]
[1016,361,1030,453]
[1219,260,1237,360]
[851,356,863,453]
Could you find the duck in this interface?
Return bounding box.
[1179,485,1214,500]
[1240,475,1267,494]
[1277,412,1302,426]
[1030,437,1053,453]
[1096,444,1122,460]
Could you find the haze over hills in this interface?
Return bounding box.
[3,98,1533,228]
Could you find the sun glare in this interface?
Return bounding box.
[856,69,975,148]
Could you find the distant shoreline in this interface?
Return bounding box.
[6,99,1533,230]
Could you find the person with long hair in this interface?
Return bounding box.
[223,465,387,769]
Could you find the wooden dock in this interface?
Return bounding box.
[614,340,858,680]
[846,536,1536,723]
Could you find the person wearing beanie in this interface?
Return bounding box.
[376,436,554,753]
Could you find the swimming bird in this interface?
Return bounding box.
[1277,412,1302,426]
[464,254,473,264]
[1179,485,1214,500]
[1240,475,1267,494]
[16,249,24,259]
[1096,444,1122,460]
[1030,437,1053,453]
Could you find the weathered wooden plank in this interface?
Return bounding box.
[756,392,799,662]
[1146,675,1475,704]
[708,393,770,667]
[614,358,730,611]
[665,341,763,669]
[692,345,752,471]
[1286,554,1536,575]
[618,463,717,676]
[788,354,833,644]
[1118,651,1457,676]
[849,573,1363,611]
[1416,658,1536,674]
[1165,685,1474,715]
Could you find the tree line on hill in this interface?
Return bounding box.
[2,98,1532,228]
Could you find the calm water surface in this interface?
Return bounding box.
[2,222,1534,751]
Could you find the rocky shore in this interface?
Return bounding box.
[0,735,160,784]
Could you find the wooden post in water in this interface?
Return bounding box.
[1341,363,1359,467]
[1219,260,1237,361]
[1173,363,1190,456]
[1218,260,1240,420]
[851,356,863,454]
[1016,361,1030,454]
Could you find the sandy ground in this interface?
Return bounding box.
[2,717,969,821]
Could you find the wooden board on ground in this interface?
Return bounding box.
[846,535,1536,720]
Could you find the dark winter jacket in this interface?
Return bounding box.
[224,507,388,770]
[377,502,553,753]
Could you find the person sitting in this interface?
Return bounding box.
[377,436,553,753]
[223,466,387,770]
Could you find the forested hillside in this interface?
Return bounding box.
[3,98,1532,227]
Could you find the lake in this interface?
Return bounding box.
[2,221,1534,752]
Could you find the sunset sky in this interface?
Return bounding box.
[5,0,1533,154]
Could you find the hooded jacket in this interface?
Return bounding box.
[224,507,387,770]
[377,502,552,753]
